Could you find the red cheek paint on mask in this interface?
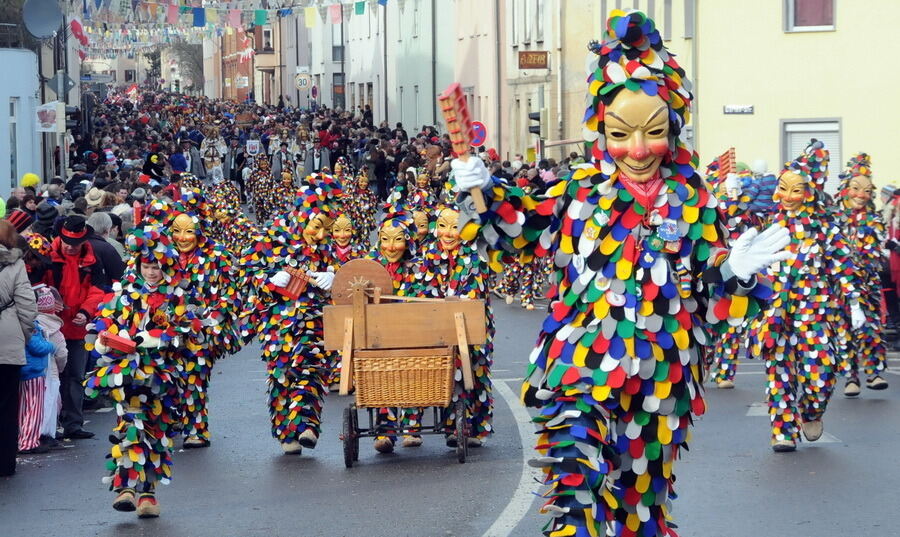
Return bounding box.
[648,140,669,156]
[607,144,629,159]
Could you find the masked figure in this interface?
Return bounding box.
[749,152,863,453]
[247,157,279,224]
[364,211,424,453]
[200,127,227,183]
[835,153,888,395]
[348,169,379,247]
[451,11,790,536]
[238,179,342,455]
[418,206,494,447]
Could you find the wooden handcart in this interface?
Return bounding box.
[324,259,486,468]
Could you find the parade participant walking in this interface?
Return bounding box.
[85,226,197,518]
[750,157,863,452]
[239,181,341,455]
[420,205,494,447]
[835,153,888,395]
[452,11,790,535]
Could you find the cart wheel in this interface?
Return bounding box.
[343,405,356,468]
[350,405,360,461]
[455,400,468,464]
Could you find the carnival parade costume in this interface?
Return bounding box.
[419,206,495,443]
[835,153,888,393]
[705,162,778,387]
[749,156,863,452]
[84,226,198,516]
[347,169,379,247]
[452,11,790,536]
[247,156,280,224]
[144,193,242,448]
[364,211,424,452]
[238,179,342,454]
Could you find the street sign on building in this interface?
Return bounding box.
[47,72,75,95]
[723,104,754,114]
[518,51,549,69]
[295,73,312,90]
[35,101,64,133]
[236,76,249,88]
[470,121,487,147]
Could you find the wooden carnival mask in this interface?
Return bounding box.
[303,213,333,246]
[378,222,408,263]
[170,213,199,253]
[846,175,874,211]
[774,171,808,212]
[413,211,429,241]
[417,172,430,188]
[358,173,369,189]
[436,208,461,251]
[604,91,670,183]
[331,214,354,247]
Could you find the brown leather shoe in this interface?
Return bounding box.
[137,494,160,518]
[374,437,394,453]
[112,489,136,512]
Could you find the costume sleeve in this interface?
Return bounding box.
[689,181,773,335]
[457,174,568,271]
[825,225,861,303]
[12,261,38,339]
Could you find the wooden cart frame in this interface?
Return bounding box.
[324,280,486,467]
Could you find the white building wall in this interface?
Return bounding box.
[0,49,41,197]
[345,2,386,123]
[202,38,220,99]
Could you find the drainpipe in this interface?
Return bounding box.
[431,0,437,126]
[383,8,388,123]
[556,0,564,155]
[494,0,502,155]
[692,0,699,149]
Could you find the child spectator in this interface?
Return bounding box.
[34,285,67,449]
[18,318,54,454]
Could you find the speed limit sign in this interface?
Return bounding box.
[295,73,312,90]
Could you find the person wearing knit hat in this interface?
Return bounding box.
[32,202,59,241]
[451,9,792,536]
[6,209,33,234]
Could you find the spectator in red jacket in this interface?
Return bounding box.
[51,215,107,440]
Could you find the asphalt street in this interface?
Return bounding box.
[2,300,899,537]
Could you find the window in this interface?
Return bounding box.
[9,98,18,189]
[782,119,841,193]
[263,26,273,50]
[125,69,136,82]
[535,0,544,42]
[333,73,345,109]
[786,0,835,31]
[683,0,694,38]
[332,23,344,62]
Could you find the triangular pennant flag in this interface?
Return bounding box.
[329,4,342,24]
[304,6,317,28]
[355,1,365,15]
[167,3,178,24]
[228,9,241,28]
[192,7,205,27]
[254,9,267,26]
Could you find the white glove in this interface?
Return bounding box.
[306,271,335,291]
[451,157,491,192]
[134,331,161,350]
[270,270,291,288]
[851,303,866,330]
[724,173,742,197]
[725,225,792,281]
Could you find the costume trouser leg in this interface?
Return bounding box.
[766,334,835,442]
[521,261,536,308]
[268,361,326,442]
[109,388,176,494]
[17,377,45,451]
[845,297,887,379]
[182,354,213,441]
[710,325,742,383]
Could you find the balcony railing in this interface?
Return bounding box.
[0,23,27,49]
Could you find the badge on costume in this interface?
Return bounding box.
[584,224,600,241]
[658,219,682,241]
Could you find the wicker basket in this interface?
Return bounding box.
[353,347,455,408]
